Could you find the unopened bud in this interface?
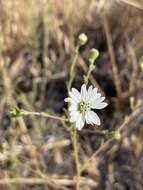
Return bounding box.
[9,107,26,118]
[78,33,88,46]
[108,131,121,141]
[113,131,121,140]
[88,48,99,65]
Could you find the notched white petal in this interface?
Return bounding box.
[69,91,80,103]
[86,85,93,101]
[71,88,81,101]
[85,111,101,126]
[92,102,108,109]
[81,84,87,101]
[89,91,101,103]
[85,113,93,124]
[76,114,85,130]
[91,96,107,108]
[96,97,105,102]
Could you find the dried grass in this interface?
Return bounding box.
[0,0,143,189]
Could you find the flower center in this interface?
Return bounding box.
[79,101,91,113]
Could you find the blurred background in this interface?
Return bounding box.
[0,0,143,189]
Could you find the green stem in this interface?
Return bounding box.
[72,126,80,190]
[67,45,79,91]
[24,111,68,121]
[67,44,81,190]
[84,64,94,85]
[10,108,68,122]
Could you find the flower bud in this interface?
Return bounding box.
[108,131,121,141]
[113,131,121,140]
[78,33,88,46]
[9,107,26,118]
[88,48,99,65]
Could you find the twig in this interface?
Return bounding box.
[0,177,98,187]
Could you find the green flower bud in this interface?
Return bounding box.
[113,131,121,140]
[78,33,88,46]
[108,131,121,141]
[9,107,26,118]
[88,48,99,65]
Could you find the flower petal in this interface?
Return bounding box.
[69,91,80,103]
[91,102,108,109]
[85,111,101,125]
[64,97,72,102]
[86,85,93,101]
[64,97,78,108]
[76,114,85,130]
[71,88,81,101]
[89,90,101,104]
[90,87,98,98]
[80,84,87,101]
[97,97,105,102]
[69,105,78,111]
[90,96,106,108]
[70,111,80,122]
[93,92,101,100]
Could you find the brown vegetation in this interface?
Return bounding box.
[0,0,143,189]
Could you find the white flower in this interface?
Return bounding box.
[65,84,108,130]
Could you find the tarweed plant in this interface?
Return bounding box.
[10,33,129,190]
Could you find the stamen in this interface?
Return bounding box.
[79,101,91,113]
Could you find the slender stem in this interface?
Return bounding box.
[84,64,94,85]
[78,58,104,95]
[20,110,68,121]
[67,45,79,91]
[67,44,80,189]
[72,126,80,190]
[67,44,81,189]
